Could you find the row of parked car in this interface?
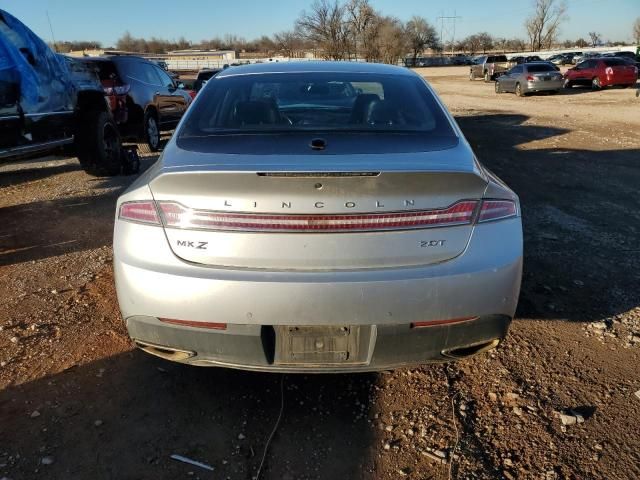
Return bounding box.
[1,9,202,176]
[469,52,639,97]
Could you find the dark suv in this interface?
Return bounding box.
[194,68,222,93]
[79,56,191,151]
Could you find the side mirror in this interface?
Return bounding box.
[176,82,185,89]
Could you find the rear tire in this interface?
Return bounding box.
[144,111,161,152]
[495,81,502,94]
[484,71,491,83]
[515,83,525,97]
[563,79,573,89]
[591,77,602,90]
[469,69,475,81]
[76,110,121,177]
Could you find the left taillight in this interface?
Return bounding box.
[118,201,161,225]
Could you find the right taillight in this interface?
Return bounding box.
[104,84,131,96]
[478,200,517,223]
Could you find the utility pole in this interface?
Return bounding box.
[437,11,462,55]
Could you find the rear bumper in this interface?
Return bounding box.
[126,314,511,372]
[524,80,563,92]
[114,218,522,371]
[603,75,637,86]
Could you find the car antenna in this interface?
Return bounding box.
[46,10,57,52]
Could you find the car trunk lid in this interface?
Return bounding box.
[149,148,488,271]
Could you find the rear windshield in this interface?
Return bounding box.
[81,60,120,82]
[527,64,556,72]
[488,55,508,63]
[179,72,455,137]
[197,70,220,81]
[603,58,627,66]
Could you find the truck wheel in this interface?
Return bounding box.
[144,111,161,151]
[484,71,491,83]
[76,110,121,177]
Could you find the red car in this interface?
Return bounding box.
[564,58,638,90]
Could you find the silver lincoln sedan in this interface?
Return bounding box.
[113,61,522,372]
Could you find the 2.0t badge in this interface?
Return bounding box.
[420,240,446,247]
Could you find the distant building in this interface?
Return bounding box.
[67,48,237,70]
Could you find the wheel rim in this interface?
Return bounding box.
[147,117,159,148]
[592,78,600,89]
[103,124,119,162]
[516,84,521,95]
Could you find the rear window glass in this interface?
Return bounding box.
[197,70,220,81]
[603,58,627,66]
[489,56,508,62]
[527,64,555,72]
[179,72,455,137]
[82,60,119,82]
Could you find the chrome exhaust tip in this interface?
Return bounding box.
[134,340,195,362]
[441,338,500,360]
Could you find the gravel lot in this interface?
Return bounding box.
[1,65,639,480]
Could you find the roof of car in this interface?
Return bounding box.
[77,55,150,63]
[215,61,416,78]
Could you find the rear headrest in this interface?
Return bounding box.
[366,100,400,126]
[349,93,381,124]
[234,99,280,126]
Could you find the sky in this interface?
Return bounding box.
[1,0,638,47]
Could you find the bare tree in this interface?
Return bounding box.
[525,0,568,51]
[297,0,349,60]
[273,31,305,58]
[54,40,102,53]
[465,34,482,55]
[477,32,494,53]
[405,16,438,66]
[588,31,601,47]
[574,37,588,48]
[377,16,407,64]
[633,18,640,44]
[506,38,526,52]
[345,0,377,59]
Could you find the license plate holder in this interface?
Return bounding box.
[274,325,373,366]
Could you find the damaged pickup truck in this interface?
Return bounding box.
[0,9,136,176]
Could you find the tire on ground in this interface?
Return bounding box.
[76,110,122,177]
[144,110,161,152]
